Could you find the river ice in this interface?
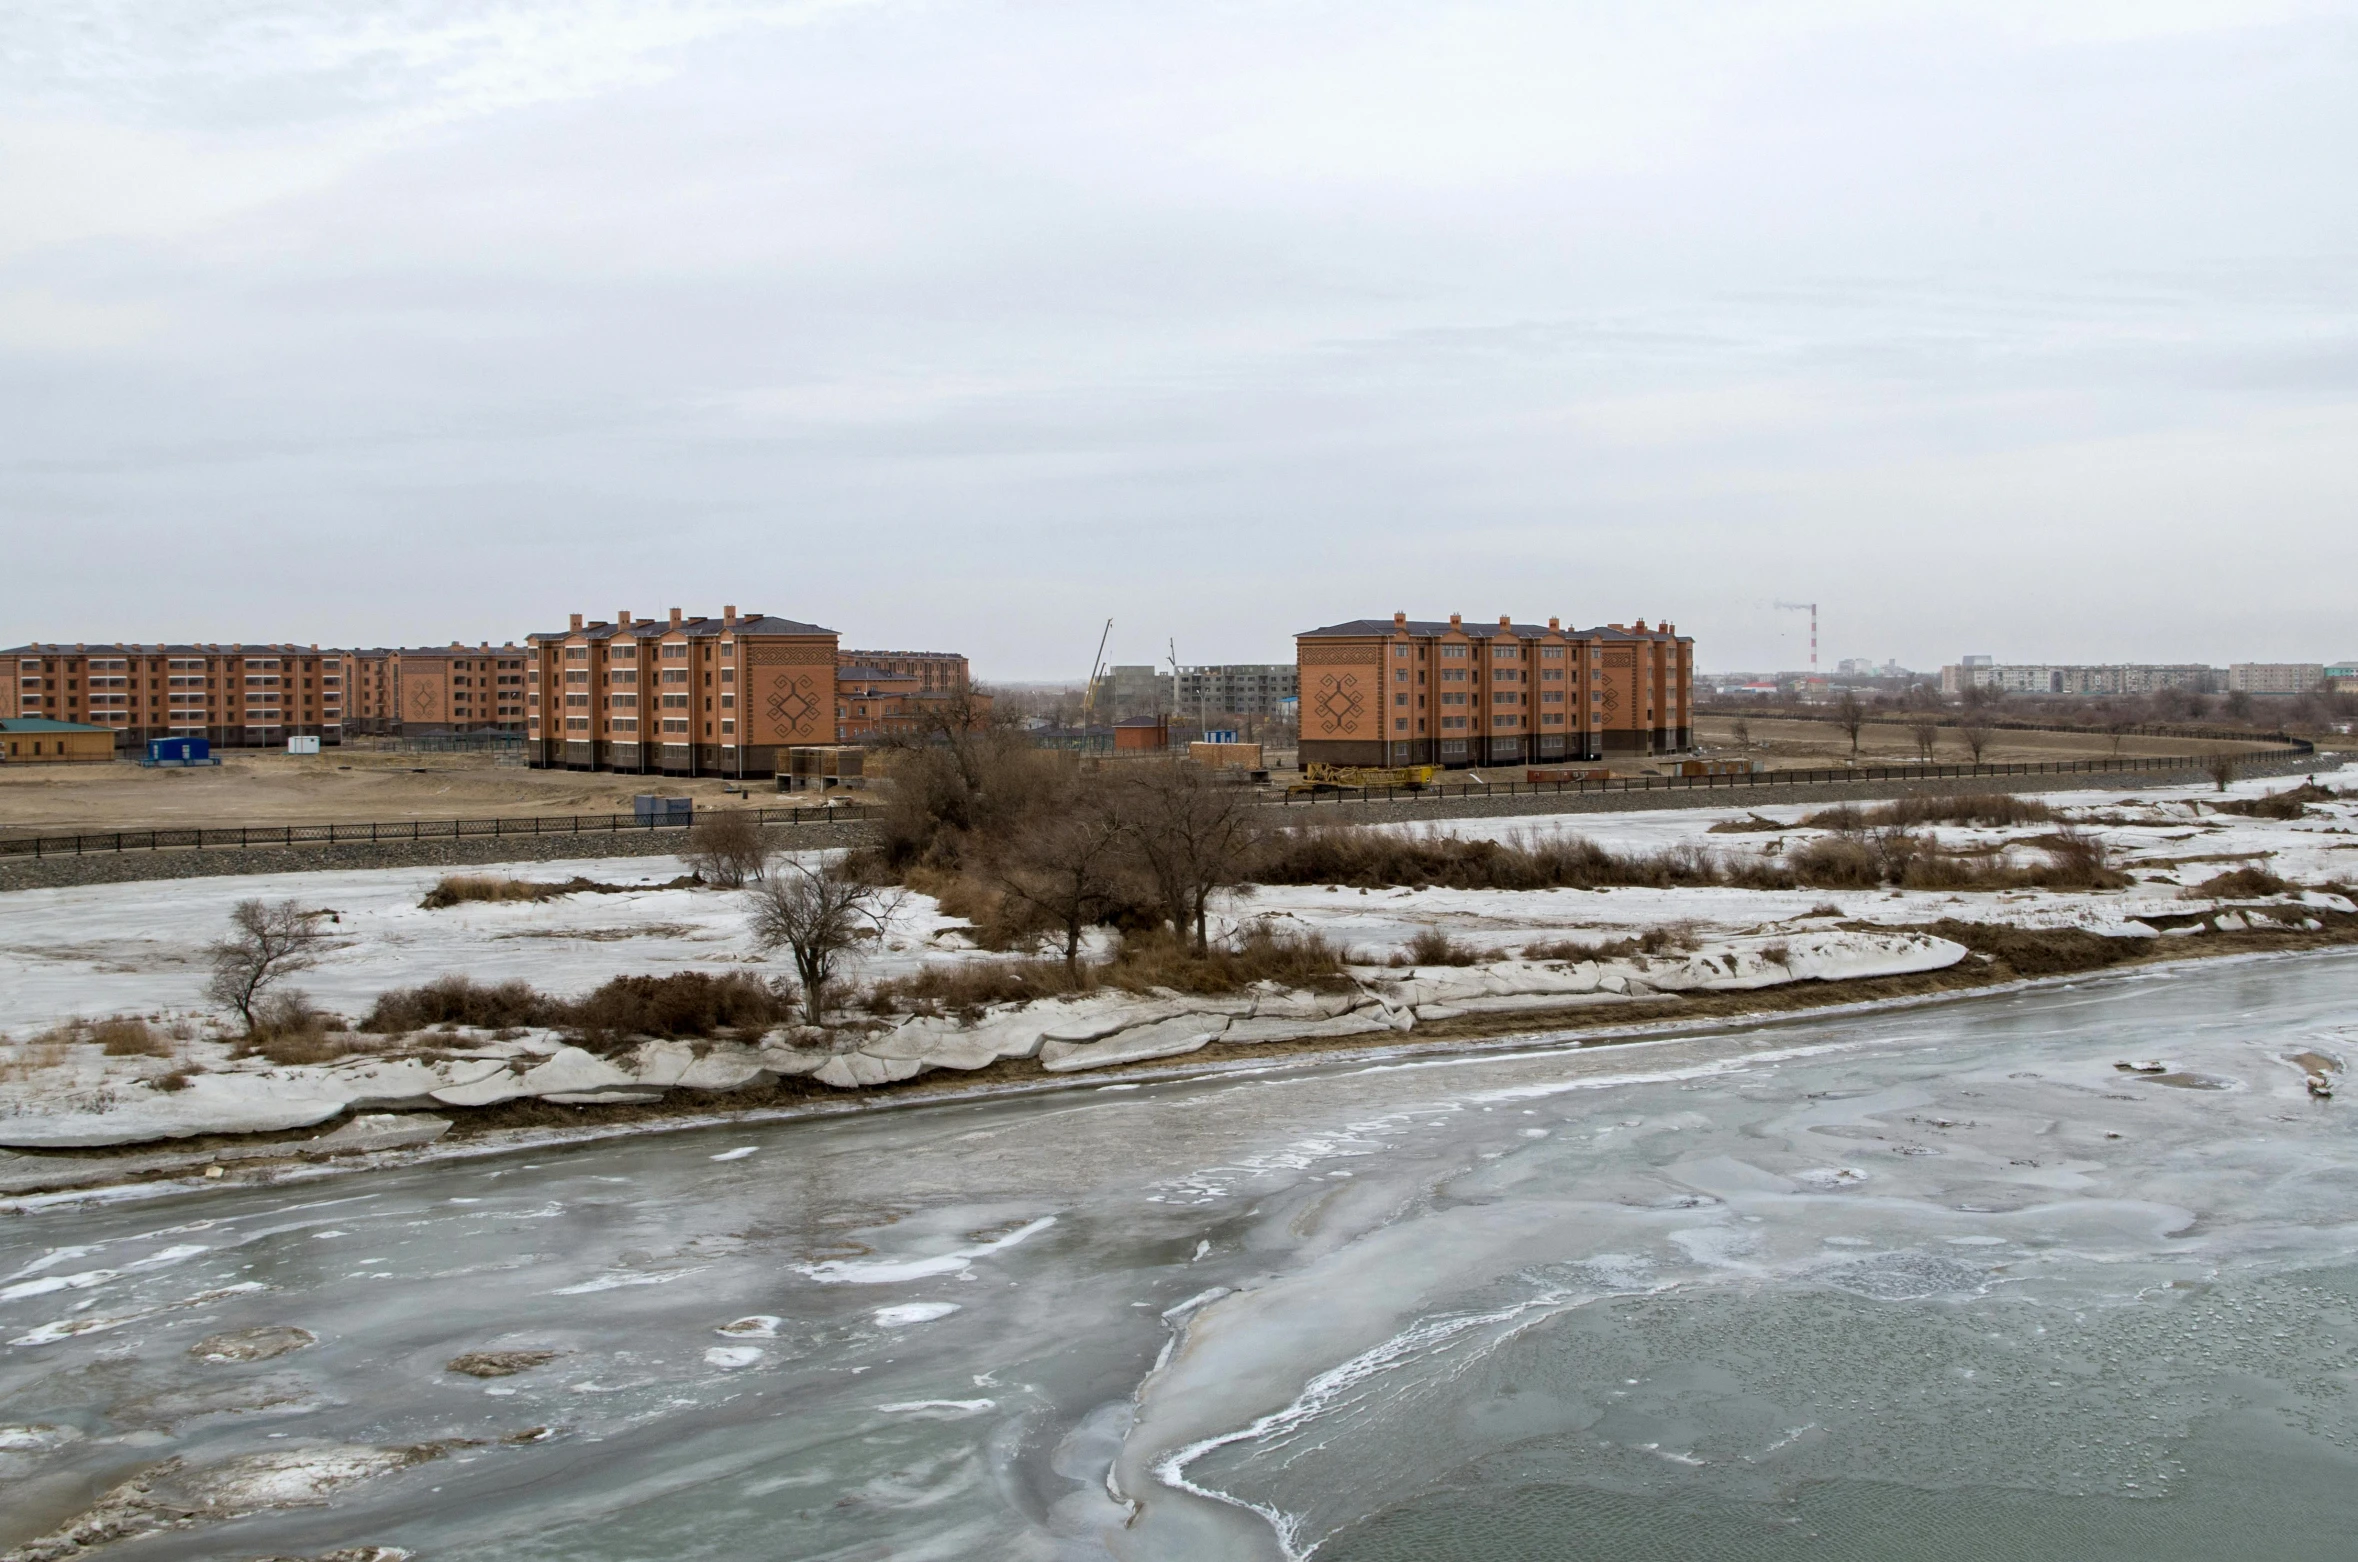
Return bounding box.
[2,952,2355,1559]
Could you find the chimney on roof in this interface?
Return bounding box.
[1393,611,1406,629]
[569,613,583,631]
[724,605,737,626]
[669,607,683,627]
[617,610,632,626]
[1449,613,1462,630]
[1548,616,1560,631]
[1499,615,1512,629]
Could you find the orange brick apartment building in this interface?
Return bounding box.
[347,644,530,735]
[1296,613,1693,768]
[526,607,838,775]
[0,642,352,750]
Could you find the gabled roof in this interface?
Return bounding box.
[1,716,111,733]
[1296,619,1691,642]
[526,614,835,644]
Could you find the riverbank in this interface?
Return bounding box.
[6,923,2350,1208]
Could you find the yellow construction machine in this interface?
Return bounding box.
[1289,762,1439,794]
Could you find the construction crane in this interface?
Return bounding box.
[1079,618,1113,730]
[1774,601,1818,675]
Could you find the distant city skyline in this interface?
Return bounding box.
[4,2,2353,677]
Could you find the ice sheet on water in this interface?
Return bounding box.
[1816,1250,1991,1301]
[874,1303,962,1326]
[797,1216,1056,1284]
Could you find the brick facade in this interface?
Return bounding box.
[1296,612,1693,769]
[525,606,837,776]
[347,644,530,735]
[0,642,351,751]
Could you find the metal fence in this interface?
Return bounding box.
[1267,750,2309,807]
[0,747,2319,858]
[0,802,875,860]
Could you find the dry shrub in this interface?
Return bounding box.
[1784,835,1880,888]
[1800,794,2053,830]
[1102,925,1351,995]
[566,972,795,1048]
[2186,865,2294,899]
[1522,935,1637,962]
[1391,928,1483,967]
[422,875,551,909]
[1706,815,1790,834]
[92,1017,173,1057]
[2024,828,2132,891]
[242,992,373,1066]
[152,1068,195,1093]
[362,976,554,1034]
[684,810,772,889]
[2216,783,2334,820]
[865,957,1090,1018]
[1256,826,1719,892]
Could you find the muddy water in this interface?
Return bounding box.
[3,953,2355,1561]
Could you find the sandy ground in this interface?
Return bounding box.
[0,749,796,835]
[1689,713,2257,770]
[1,719,2275,837]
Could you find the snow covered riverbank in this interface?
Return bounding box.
[1,767,2351,1149]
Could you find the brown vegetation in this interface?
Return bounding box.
[93,1017,173,1057]
[205,898,330,1034]
[1798,793,2054,830]
[2185,865,2294,899]
[360,970,794,1048]
[683,810,773,889]
[861,925,1351,1016]
[420,873,697,909]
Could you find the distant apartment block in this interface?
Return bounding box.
[347,643,530,735]
[1940,662,2222,697]
[1090,665,1173,722]
[1296,613,1693,769]
[836,660,991,742]
[1175,664,1298,718]
[2227,663,2325,696]
[838,649,970,694]
[0,641,351,750]
[525,607,837,775]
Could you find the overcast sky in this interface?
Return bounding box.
[3,1,2352,676]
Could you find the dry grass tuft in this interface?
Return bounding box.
[1391,928,1484,967]
[864,957,1090,1018]
[565,972,797,1049]
[362,975,554,1033]
[2185,865,2295,899]
[1800,794,2055,831]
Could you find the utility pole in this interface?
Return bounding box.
[1775,601,1818,676]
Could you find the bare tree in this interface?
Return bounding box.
[1908,718,1940,762]
[747,859,896,1022]
[990,783,1130,973]
[1958,721,1996,764]
[1114,761,1263,953]
[1729,718,1750,750]
[205,899,328,1033]
[2207,752,2238,793]
[1832,692,1867,759]
[685,809,771,888]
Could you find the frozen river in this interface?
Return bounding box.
[5,952,2357,1560]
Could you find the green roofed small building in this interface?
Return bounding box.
[1,716,116,764]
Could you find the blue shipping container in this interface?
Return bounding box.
[633,795,693,824]
[145,737,211,765]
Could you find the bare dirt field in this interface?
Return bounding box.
[1691,713,2257,770]
[0,749,789,836]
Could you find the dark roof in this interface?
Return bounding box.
[1,716,111,733]
[1,643,341,656]
[352,645,527,659]
[525,614,834,644]
[1296,619,1691,642]
[836,665,916,682]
